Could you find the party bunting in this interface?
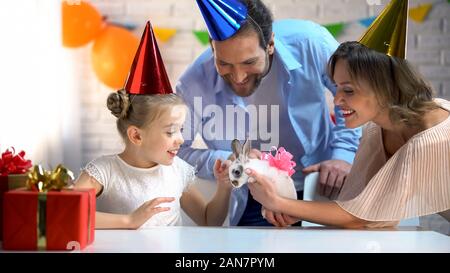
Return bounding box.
[193,30,210,46]
[93,1,447,47]
[154,27,177,43]
[323,23,345,38]
[63,0,448,91]
[109,21,137,31]
[409,4,433,23]
[359,16,377,28]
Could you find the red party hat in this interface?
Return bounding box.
[124,21,173,95]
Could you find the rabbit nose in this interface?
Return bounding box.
[232,166,243,177]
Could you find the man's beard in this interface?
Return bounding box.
[223,75,263,97]
[243,76,263,97]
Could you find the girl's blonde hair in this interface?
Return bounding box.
[106,90,186,140]
[328,41,439,127]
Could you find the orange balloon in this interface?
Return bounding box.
[91,25,139,89]
[62,1,103,48]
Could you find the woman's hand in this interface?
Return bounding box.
[246,168,281,211]
[127,197,175,229]
[263,209,301,227]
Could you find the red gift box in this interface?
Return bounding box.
[1,174,28,240]
[0,148,32,241]
[2,188,95,250]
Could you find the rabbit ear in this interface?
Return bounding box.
[231,139,242,159]
[242,138,251,158]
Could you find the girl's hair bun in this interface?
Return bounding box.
[107,89,130,119]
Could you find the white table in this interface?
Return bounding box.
[80,226,450,253]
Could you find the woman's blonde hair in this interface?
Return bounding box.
[328,41,439,127]
[106,90,186,140]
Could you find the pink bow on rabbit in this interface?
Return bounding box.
[261,147,296,177]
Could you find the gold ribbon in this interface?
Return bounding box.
[26,164,74,250]
[26,164,74,192]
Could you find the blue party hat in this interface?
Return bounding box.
[196,0,248,41]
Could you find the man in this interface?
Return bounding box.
[177,0,361,226]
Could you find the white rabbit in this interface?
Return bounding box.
[228,139,297,218]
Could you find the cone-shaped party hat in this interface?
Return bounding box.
[124,21,173,95]
[196,0,247,41]
[359,0,409,59]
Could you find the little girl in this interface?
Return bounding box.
[74,90,232,229]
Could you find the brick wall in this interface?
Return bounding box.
[79,0,450,167]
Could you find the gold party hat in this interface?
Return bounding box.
[359,0,409,59]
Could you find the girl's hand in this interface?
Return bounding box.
[246,168,280,211]
[214,159,233,190]
[127,197,175,229]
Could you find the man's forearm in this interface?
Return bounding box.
[178,146,232,180]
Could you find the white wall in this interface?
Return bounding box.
[0,0,81,171]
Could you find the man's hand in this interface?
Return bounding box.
[227,148,262,161]
[248,149,262,159]
[303,159,351,199]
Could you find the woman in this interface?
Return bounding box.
[246,41,450,229]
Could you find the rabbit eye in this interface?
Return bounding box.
[232,165,243,177]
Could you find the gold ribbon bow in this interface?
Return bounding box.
[25,164,75,250]
[26,164,74,192]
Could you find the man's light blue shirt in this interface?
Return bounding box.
[176,20,361,225]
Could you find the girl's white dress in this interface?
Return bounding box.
[84,155,195,228]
